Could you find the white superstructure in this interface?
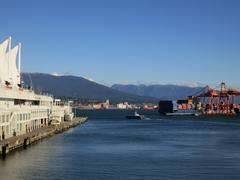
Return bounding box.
[0,37,74,140]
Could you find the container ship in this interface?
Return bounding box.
[159,83,240,116]
[0,37,74,140]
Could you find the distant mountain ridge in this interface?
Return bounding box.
[112,84,203,100]
[21,73,158,103]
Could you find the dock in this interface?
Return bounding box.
[0,117,88,157]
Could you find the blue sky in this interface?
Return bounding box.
[1,0,240,86]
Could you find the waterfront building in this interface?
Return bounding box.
[93,99,110,109]
[0,37,74,140]
[117,102,132,109]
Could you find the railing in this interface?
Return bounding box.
[37,92,54,98]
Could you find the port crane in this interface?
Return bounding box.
[192,82,240,115]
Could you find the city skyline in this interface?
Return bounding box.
[1,0,240,86]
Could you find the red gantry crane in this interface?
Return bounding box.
[193,82,240,115]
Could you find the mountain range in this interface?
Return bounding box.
[21,73,158,103]
[21,73,203,103]
[112,84,203,100]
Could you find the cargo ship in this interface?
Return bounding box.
[159,83,240,116]
[158,99,199,116]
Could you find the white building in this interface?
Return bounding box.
[0,37,74,140]
[117,102,132,109]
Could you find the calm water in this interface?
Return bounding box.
[1,110,240,180]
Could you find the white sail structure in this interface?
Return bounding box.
[0,37,11,85]
[0,36,74,141]
[8,44,21,87]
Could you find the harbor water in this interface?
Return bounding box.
[1,110,240,180]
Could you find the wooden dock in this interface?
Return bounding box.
[0,117,88,157]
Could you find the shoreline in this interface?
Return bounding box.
[0,117,88,158]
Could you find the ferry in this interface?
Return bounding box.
[0,37,74,140]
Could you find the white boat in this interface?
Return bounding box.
[0,36,74,140]
[126,111,145,119]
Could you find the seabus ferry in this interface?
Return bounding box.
[0,37,74,140]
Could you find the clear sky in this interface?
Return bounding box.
[1,0,240,86]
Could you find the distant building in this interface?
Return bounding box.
[93,99,110,109]
[143,104,158,110]
[117,102,132,109]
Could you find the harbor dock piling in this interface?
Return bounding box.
[0,117,87,157]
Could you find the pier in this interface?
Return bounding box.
[0,117,88,157]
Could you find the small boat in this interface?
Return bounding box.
[126,111,144,120]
